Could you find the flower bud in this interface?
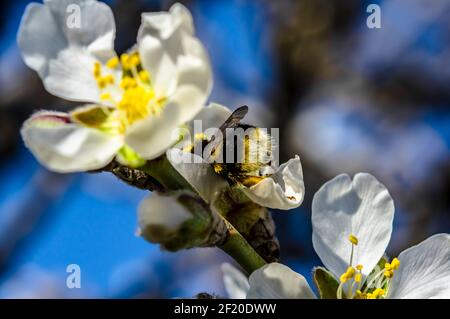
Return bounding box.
[138,190,227,251]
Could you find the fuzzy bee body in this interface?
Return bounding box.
[203,106,275,187]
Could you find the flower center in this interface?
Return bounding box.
[336,234,400,299]
[93,53,166,132]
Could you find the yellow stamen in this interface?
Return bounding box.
[194,133,207,141]
[129,53,140,68]
[106,56,119,69]
[348,234,359,245]
[93,62,102,78]
[120,53,130,69]
[138,70,150,82]
[355,273,362,283]
[391,258,400,270]
[356,264,363,271]
[120,76,137,89]
[100,92,112,100]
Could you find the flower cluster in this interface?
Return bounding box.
[223,174,450,299]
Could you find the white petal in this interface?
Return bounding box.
[18,0,116,102]
[138,192,192,232]
[168,84,210,124]
[137,3,211,118]
[44,47,105,103]
[221,263,250,299]
[138,3,194,41]
[166,149,227,204]
[242,156,305,210]
[21,110,123,173]
[138,35,178,97]
[124,104,181,160]
[387,234,450,299]
[312,173,394,278]
[191,103,232,129]
[247,263,316,299]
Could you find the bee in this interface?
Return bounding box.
[201,106,276,187]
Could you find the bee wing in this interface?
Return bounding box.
[218,105,249,134]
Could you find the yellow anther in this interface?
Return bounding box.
[355,273,362,283]
[138,70,150,82]
[103,74,115,85]
[384,270,394,278]
[385,263,392,271]
[194,133,207,140]
[355,290,365,299]
[356,264,363,271]
[346,266,355,278]
[391,258,400,270]
[120,53,130,69]
[348,234,359,245]
[93,62,102,78]
[373,288,385,297]
[120,77,137,89]
[106,56,119,69]
[100,92,112,100]
[182,144,194,153]
[129,53,140,67]
[97,77,108,89]
[340,273,348,283]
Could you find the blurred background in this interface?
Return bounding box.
[0,0,449,298]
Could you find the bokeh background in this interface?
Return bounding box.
[0,0,449,298]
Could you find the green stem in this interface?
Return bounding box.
[140,155,193,191]
[140,155,267,274]
[219,219,267,274]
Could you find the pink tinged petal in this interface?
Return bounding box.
[222,263,250,299]
[21,110,123,173]
[312,173,394,278]
[242,156,305,210]
[18,0,116,102]
[247,263,316,299]
[387,234,450,299]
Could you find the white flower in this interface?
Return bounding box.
[166,103,305,209]
[222,262,315,299]
[224,173,450,299]
[18,1,212,172]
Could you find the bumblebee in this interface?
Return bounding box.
[202,106,275,187]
